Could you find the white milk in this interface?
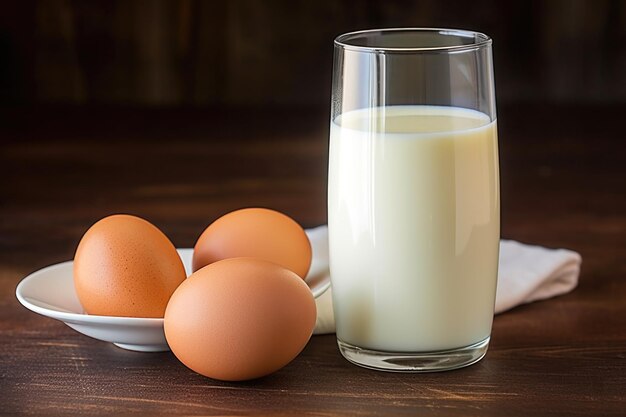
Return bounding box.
[328,105,499,352]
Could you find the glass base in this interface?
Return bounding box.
[337,336,490,372]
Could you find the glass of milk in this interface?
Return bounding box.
[328,28,499,372]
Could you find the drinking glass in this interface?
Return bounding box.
[328,28,499,372]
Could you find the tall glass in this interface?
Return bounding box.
[328,28,499,372]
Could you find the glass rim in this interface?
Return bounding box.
[334,27,492,53]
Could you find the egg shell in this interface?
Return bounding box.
[164,257,317,381]
[192,208,312,278]
[74,214,186,318]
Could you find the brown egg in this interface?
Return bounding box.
[192,208,312,278]
[74,214,186,318]
[164,257,317,381]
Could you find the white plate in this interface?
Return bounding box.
[16,233,331,352]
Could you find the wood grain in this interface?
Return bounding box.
[1,103,625,415]
[1,0,625,106]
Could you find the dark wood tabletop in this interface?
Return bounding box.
[1,103,624,416]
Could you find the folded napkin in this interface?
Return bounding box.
[307,226,582,335]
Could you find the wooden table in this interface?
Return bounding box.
[1,104,624,415]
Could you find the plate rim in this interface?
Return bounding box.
[16,267,165,326]
[15,247,329,326]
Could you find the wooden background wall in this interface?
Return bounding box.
[1,0,625,106]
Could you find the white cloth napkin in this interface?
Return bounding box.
[307,226,582,335]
